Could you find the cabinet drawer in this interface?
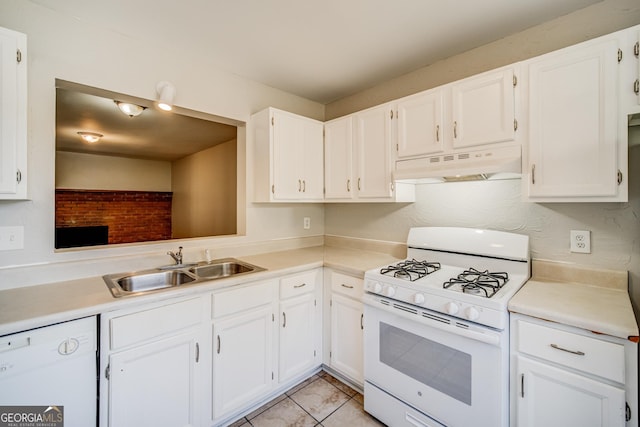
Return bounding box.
[280,270,318,299]
[516,319,625,383]
[213,281,275,318]
[110,298,202,350]
[331,272,363,299]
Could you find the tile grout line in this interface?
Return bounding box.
[294,375,358,425]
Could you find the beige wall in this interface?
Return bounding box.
[172,140,237,238]
[323,0,640,314]
[326,0,640,120]
[0,0,324,281]
[55,151,172,191]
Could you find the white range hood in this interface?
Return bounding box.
[394,144,521,183]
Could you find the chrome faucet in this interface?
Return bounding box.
[167,246,183,265]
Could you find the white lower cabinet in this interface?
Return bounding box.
[210,270,322,426]
[511,314,637,427]
[516,355,625,427]
[100,296,207,427]
[210,280,277,424]
[109,332,201,427]
[278,269,321,384]
[212,304,275,421]
[327,270,364,386]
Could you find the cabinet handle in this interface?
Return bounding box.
[634,41,639,57]
[634,79,639,95]
[302,180,306,192]
[618,170,623,185]
[357,178,361,191]
[217,335,221,354]
[453,121,457,139]
[282,312,287,328]
[298,179,302,192]
[16,169,22,184]
[347,179,351,192]
[531,164,536,185]
[360,313,364,330]
[195,342,200,363]
[294,283,307,288]
[520,373,525,398]
[550,343,585,356]
[436,125,439,142]
[341,283,354,289]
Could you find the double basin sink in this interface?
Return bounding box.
[103,258,265,298]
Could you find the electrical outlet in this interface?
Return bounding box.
[570,230,591,253]
[0,226,24,251]
[303,217,311,230]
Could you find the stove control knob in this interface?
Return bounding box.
[385,286,396,297]
[371,282,382,293]
[465,306,480,321]
[413,293,425,304]
[445,302,459,315]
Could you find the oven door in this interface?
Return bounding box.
[363,294,509,427]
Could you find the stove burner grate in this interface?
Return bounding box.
[443,268,509,298]
[380,259,441,282]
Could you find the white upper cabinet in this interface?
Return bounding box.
[524,35,626,202]
[354,102,395,199]
[451,67,516,149]
[396,88,445,158]
[324,104,415,202]
[393,66,520,181]
[0,26,27,199]
[324,116,354,200]
[253,107,324,202]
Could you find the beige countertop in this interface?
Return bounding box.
[509,260,639,341]
[0,245,401,336]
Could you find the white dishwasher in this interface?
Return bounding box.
[0,316,97,427]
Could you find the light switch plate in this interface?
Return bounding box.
[0,226,24,251]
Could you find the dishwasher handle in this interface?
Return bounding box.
[0,337,30,353]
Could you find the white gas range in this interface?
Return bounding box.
[362,227,530,427]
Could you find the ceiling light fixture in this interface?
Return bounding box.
[114,100,146,118]
[155,81,175,111]
[77,131,103,143]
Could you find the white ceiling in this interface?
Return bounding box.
[34,0,601,104]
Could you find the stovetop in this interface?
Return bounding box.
[363,227,531,330]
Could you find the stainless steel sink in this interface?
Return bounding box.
[117,270,196,292]
[103,258,265,297]
[189,258,263,279]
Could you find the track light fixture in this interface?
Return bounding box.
[155,81,176,111]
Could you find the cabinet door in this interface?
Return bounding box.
[272,110,323,201]
[527,39,619,199]
[272,110,303,200]
[397,88,444,158]
[355,103,393,199]
[212,305,274,421]
[279,293,317,383]
[324,116,354,200]
[516,355,625,427]
[0,26,26,197]
[451,67,515,149]
[108,331,201,427]
[330,293,364,384]
[300,118,324,200]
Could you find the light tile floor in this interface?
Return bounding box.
[227,371,385,427]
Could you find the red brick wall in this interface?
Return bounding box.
[55,190,173,245]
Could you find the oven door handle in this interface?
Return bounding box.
[364,295,502,347]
